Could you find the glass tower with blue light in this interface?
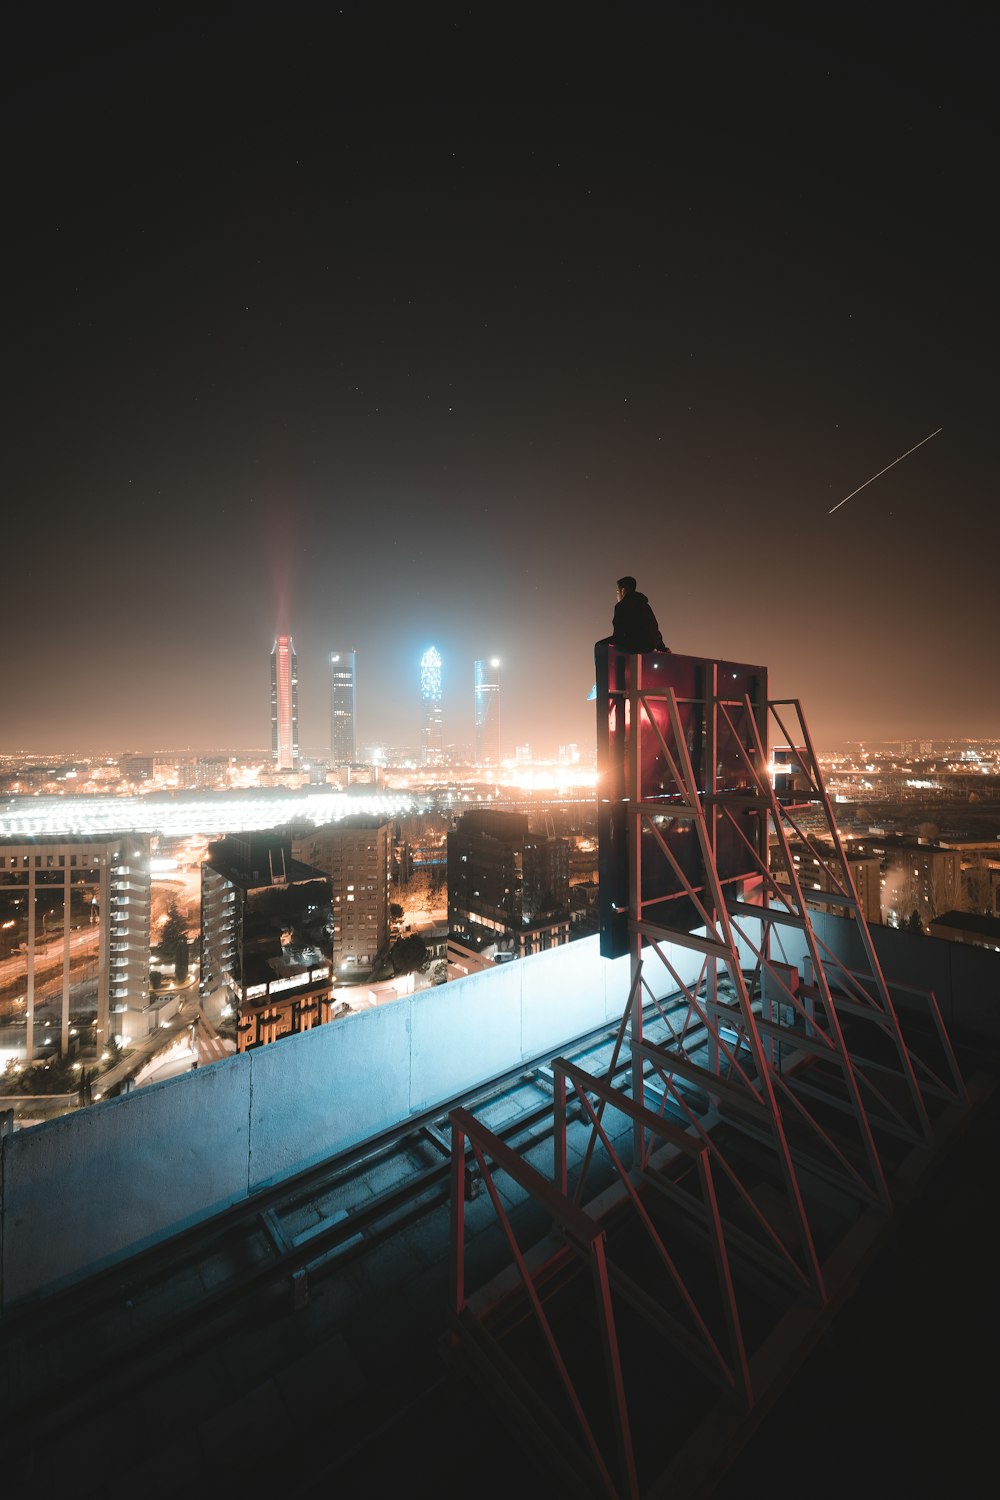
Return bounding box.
[420,646,443,765]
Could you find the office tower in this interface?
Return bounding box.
[447,809,570,959]
[330,650,357,765]
[291,816,391,977]
[270,635,299,770]
[474,657,501,766]
[420,645,444,765]
[200,831,333,1050]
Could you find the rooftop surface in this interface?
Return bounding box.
[3,998,997,1499]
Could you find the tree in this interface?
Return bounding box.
[158,899,189,977]
[2,1054,78,1095]
[906,909,925,934]
[965,854,994,914]
[390,902,404,922]
[391,934,429,976]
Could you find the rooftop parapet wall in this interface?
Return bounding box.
[0,935,702,1313]
[4,914,995,1316]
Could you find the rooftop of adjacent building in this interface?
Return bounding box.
[203,831,329,891]
[928,908,1000,940]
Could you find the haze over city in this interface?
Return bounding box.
[6,4,995,758]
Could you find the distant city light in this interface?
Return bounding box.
[0,790,428,839]
[500,764,597,793]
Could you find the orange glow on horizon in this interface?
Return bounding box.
[497,764,597,793]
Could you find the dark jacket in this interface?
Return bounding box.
[610,590,667,652]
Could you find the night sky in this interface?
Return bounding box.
[6,3,996,758]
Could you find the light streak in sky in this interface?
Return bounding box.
[829,427,942,515]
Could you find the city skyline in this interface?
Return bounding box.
[5,6,995,757]
[9,623,1000,763]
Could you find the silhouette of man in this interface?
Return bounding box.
[590,576,669,699]
[599,576,668,653]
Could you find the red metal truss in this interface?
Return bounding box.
[747,697,967,1125]
[449,1106,638,1498]
[445,651,968,1498]
[619,665,879,1288]
[551,1053,753,1408]
[449,1091,755,1500]
[602,653,966,1285]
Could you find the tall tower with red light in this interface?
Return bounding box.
[271,635,299,770]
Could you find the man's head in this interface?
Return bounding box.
[616,575,636,600]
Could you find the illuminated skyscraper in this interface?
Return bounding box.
[474,657,501,765]
[270,635,299,770]
[420,646,443,765]
[330,650,357,765]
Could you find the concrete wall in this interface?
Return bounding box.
[0,936,701,1313]
[6,919,992,1316]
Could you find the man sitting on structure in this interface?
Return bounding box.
[589,575,669,699]
[599,575,669,653]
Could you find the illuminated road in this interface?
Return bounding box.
[94,983,222,1098]
[0,927,99,987]
[0,930,102,1024]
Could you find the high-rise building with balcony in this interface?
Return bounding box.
[474,657,501,765]
[0,832,150,1058]
[270,635,299,770]
[330,650,357,765]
